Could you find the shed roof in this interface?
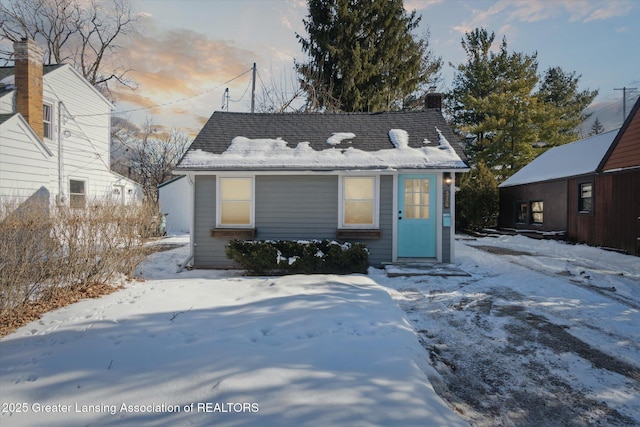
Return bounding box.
[499,130,619,188]
[176,110,469,171]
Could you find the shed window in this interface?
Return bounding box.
[515,202,528,224]
[579,183,593,213]
[340,176,378,228]
[531,201,544,224]
[69,179,86,208]
[218,177,253,227]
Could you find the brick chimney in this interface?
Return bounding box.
[425,92,443,111]
[14,39,44,141]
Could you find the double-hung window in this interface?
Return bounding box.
[217,177,254,227]
[43,103,53,139]
[69,179,86,208]
[578,183,593,213]
[340,176,378,228]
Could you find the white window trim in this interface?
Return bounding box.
[216,176,255,228]
[43,101,54,140]
[338,175,380,229]
[69,177,87,208]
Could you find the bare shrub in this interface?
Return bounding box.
[0,198,160,317]
[0,198,57,312]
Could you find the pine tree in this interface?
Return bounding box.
[455,161,499,231]
[448,27,597,181]
[296,0,441,112]
[449,29,541,180]
[590,117,605,135]
[537,67,598,145]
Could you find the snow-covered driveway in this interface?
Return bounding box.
[1,234,639,426]
[376,235,640,426]
[0,237,465,427]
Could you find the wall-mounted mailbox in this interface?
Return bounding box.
[443,213,451,227]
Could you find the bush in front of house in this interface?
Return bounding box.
[225,239,369,275]
[0,198,160,319]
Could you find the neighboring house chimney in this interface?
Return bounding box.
[14,38,44,141]
[425,92,443,111]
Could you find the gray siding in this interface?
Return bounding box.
[255,175,338,239]
[193,174,394,269]
[193,175,234,268]
[441,227,451,263]
[365,175,393,266]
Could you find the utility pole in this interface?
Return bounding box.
[251,63,257,113]
[222,88,229,111]
[614,86,638,121]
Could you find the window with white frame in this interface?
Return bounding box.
[43,103,53,139]
[531,201,544,224]
[218,177,253,227]
[578,182,593,213]
[340,176,378,228]
[69,179,86,208]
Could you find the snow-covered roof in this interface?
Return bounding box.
[0,64,113,109]
[176,110,469,171]
[181,133,466,170]
[499,130,619,187]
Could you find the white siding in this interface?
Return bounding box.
[43,66,116,201]
[158,176,192,234]
[0,65,142,204]
[0,93,13,114]
[0,115,54,201]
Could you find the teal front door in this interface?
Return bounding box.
[398,174,436,257]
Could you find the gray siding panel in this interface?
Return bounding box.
[256,175,338,239]
[193,174,395,269]
[193,175,234,268]
[442,227,451,263]
[255,175,393,266]
[362,175,393,266]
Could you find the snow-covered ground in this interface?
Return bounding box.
[1,234,638,426]
[376,234,640,426]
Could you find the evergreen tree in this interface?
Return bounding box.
[447,28,496,140]
[538,67,598,145]
[590,117,605,135]
[296,0,441,112]
[455,161,499,231]
[448,27,597,181]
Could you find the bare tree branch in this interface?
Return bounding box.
[0,0,138,95]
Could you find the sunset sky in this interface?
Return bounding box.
[114,0,640,136]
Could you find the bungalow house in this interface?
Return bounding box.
[498,96,640,255]
[174,96,469,269]
[0,39,141,206]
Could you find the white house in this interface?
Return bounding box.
[158,175,192,234]
[0,39,141,206]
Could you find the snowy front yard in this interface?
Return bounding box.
[1,234,639,426]
[0,236,463,427]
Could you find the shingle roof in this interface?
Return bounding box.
[0,64,65,94]
[179,110,468,171]
[0,113,17,126]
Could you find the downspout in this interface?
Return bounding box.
[57,101,65,205]
[177,173,195,272]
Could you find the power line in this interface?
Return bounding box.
[614,86,638,122]
[72,67,254,118]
